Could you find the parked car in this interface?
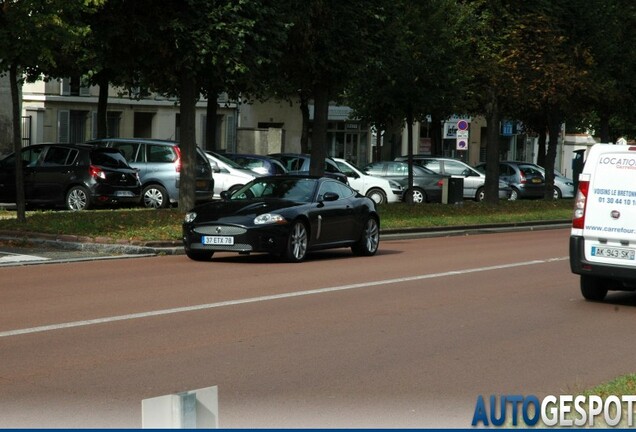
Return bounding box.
[0,143,141,211]
[182,176,380,262]
[268,153,349,184]
[523,163,575,199]
[395,156,511,201]
[475,161,545,200]
[362,161,447,203]
[88,138,214,208]
[333,158,403,204]
[222,153,287,176]
[205,151,261,199]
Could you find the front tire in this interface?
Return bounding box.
[186,249,215,261]
[406,187,426,204]
[284,221,308,262]
[553,187,562,200]
[352,217,380,256]
[580,275,609,301]
[366,188,387,205]
[475,187,485,202]
[142,184,169,209]
[66,186,91,211]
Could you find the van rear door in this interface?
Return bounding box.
[583,147,636,266]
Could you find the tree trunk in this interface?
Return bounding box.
[96,74,109,139]
[10,63,25,223]
[599,112,611,143]
[544,118,560,200]
[430,113,443,156]
[299,91,310,154]
[205,84,219,151]
[178,74,198,211]
[536,127,547,167]
[484,97,501,204]
[310,84,328,176]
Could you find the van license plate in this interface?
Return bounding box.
[592,246,635,260]
[202,236,234,245]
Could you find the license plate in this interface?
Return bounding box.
[115,191,134,197]
[592,246,635,260]
[196,180,208,189]
[531,178,542,184]
[202,236,234,245]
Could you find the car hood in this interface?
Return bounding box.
[190,199,305,224]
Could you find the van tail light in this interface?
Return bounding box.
[89,165,106,180]
[572,179,589,229]
[174,146,182,173]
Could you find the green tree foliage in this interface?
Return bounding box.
[119,0,287,210]
[0,0,101,222]
[346,0,466,200]
[271,0,382,176]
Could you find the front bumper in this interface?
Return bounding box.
[183,222,290,254]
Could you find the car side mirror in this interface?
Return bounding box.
[209,161,221,173]
[220,190,231,200]
[321,192,339,202]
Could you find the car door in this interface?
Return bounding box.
[313,180,356,244]
[29,146,80,204]
[0,153,17,202]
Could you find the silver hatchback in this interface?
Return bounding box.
[395,156,510,201]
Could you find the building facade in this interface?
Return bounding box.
[18,77,572,173]
[20,78,238,151]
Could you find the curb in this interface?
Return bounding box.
[0,220,571,256]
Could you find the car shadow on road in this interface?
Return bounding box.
[598,292,636,308]
[208,248,402,264]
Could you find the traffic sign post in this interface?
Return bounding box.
[456,119,469,151]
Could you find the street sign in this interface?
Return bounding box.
[456,138,468,151]
[457,119,469,131]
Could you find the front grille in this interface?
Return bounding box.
[206,243,252,252]
[195,225,247,236]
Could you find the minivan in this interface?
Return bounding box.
[89,138,214,208]
[570,143,636,301]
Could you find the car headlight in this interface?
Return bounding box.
[254,213,286,225]
[184,212,197,223]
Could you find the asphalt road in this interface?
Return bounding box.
[1,228,635,428]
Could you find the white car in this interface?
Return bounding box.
[333,158,403,204]
[205,151,261,199]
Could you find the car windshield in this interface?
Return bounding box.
[209,151,244,169]
[231,178,317,202]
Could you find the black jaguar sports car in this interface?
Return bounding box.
[182,176,380,262]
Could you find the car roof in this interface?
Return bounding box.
[88,138,179,145]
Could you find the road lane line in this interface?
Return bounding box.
[0,256,568,338]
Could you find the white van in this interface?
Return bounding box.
[570,143,636,301]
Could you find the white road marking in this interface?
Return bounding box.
[0,256,568,338]
[0,252,49,264]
